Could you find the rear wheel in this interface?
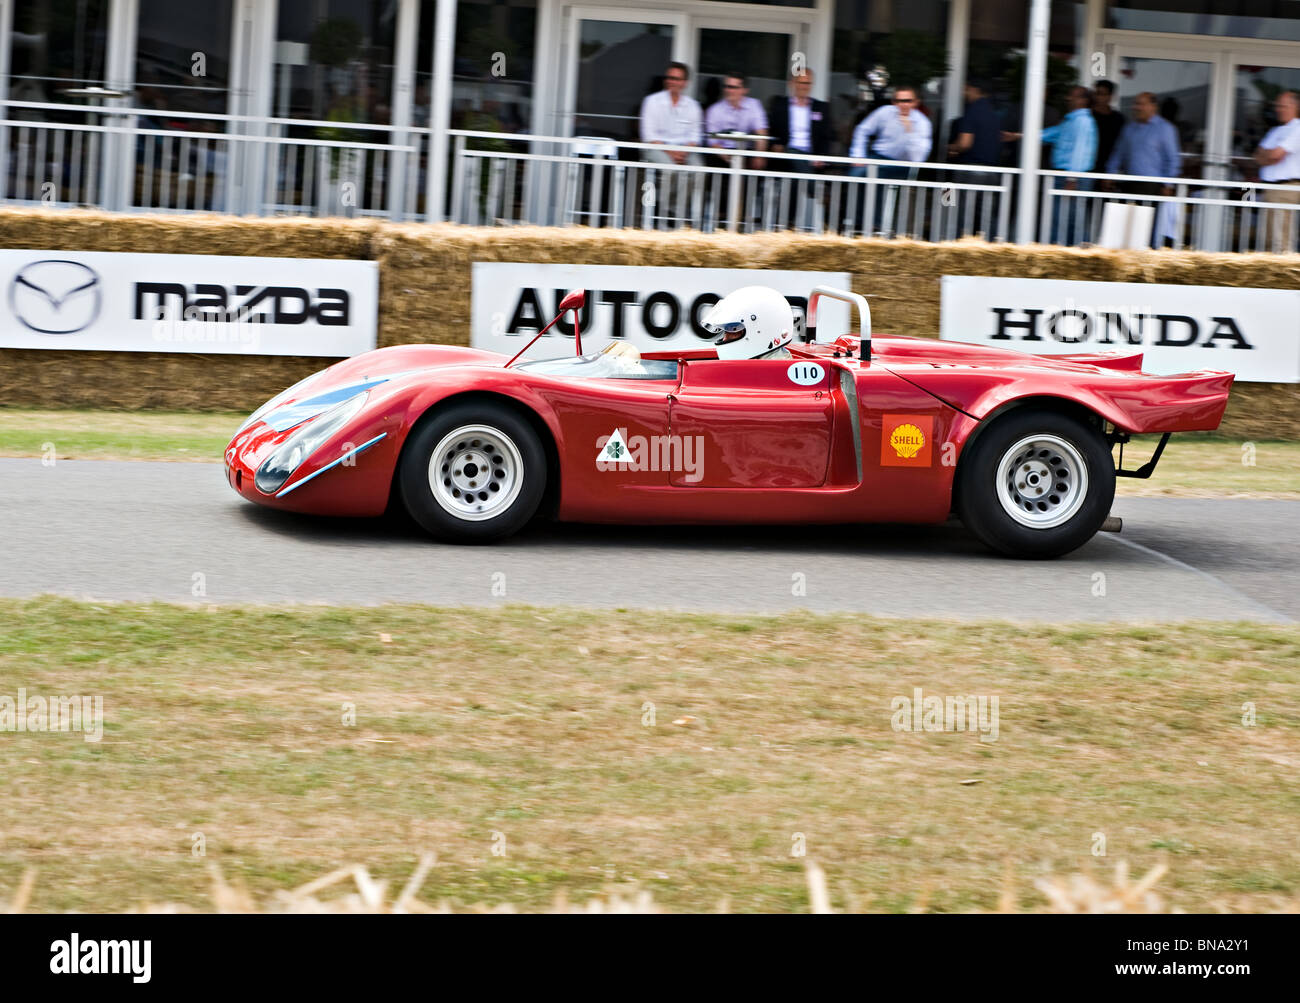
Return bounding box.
[399,401,546,543]
[956,409,1115,559]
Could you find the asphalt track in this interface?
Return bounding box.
[1,457,1296,623]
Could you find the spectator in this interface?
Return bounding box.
[768,68,833,231]
[1091,79,1124,173]
[1105,91,1180,194]
[639,61,703,166]
[1103,91,1181,247]
[639,61,703,222]
[847,84,932,235]
[1041,85,1098,245]
[1254,90,1300,254]
[1161,96,1194,149]
[705,72,768,167]
[768,69,831,171]
[946,78,1003,236]
[849,84,933,171]
[948,78,1001,167]
[703,72,768,229]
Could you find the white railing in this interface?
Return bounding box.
[1037,168,1300,253]
[0,100,423,218]
[2,101,1297,254]
[449,129,1019,240]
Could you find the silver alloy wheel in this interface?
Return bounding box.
[428,424,524,522]
[995,433,1090,530]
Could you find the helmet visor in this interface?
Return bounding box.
[708,319,747,345]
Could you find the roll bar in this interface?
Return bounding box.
[806,286,872,361]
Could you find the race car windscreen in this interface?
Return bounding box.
[517,352,680,381]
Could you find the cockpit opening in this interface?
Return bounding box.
[516,341,681,380]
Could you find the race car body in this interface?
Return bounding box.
[225,287,1233,558]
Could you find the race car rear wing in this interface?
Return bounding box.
[806,286,872,361]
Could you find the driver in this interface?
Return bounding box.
[701,285,795,360]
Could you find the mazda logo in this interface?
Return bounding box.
[9,259,102,334]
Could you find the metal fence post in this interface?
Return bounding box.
[727,152,742,233]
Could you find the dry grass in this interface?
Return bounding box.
[1,598,1297,913]
[1115,435,1300,497]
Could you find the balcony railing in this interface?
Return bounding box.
[450,130,1019,241]
[0,101,1296,254]
[0,100,423,218]
[1037,169,1300,253]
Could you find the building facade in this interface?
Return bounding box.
[2,0,1299,237]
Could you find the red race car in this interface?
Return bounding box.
[224,285,1233,558]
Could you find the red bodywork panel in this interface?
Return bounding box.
[224,334,1232,525]
[836,336,1234,433]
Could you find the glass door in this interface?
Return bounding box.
[3,0,111,205]
[1230,62,1300,182]
[694,27,795,112]
[566,10,686,142]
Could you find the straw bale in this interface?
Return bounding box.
[0,208,1297,435]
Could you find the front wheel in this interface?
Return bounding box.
[956,409,1115,559]
[399,401,546,543]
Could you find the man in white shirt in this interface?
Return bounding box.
[1254,91,1300,253]
[639,61,703,224]
[640,62,703,167]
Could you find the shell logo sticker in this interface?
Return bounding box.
[881,414,933,467]
[891,423,925,458]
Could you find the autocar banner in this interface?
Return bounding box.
[470,263,854,355]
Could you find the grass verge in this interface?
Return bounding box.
[0,408,243,463]
[1116,434,1300,497]
[1,598,1297,913]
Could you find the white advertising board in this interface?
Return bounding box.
[940,275,1300,383]
[470,263,854,356]
[0,250,379,357]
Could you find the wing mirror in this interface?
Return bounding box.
[558,289,586,314]
[505,288,587,367]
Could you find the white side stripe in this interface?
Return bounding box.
[276,433,388,498]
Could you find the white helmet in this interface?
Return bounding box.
[701,286,795,360]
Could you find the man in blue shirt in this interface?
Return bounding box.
[1103,91,1182,247]
[1105,92,1181,187]
[847,84,932,235]
[850,85,934,166]
[1041,85,1098,245]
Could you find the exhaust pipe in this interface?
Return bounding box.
[1100,515,1123,534]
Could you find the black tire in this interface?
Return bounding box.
[399,400,547,543]
[956,408,1115,559]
